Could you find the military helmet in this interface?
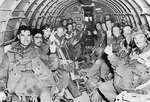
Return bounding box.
[131,28,145,38]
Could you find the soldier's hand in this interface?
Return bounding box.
[106,30,112,37]
[0,91,6,102]
[80,71,87,76]
[72,39,78,45]
[131,52,139,60]
[135,89,146,95]
[51,29,56,35]
[104,44,113,56]
[104,73,113,81]
[64,29,67,34]
[93,30,97,35]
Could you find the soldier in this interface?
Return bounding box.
[72,22,81,42]
[105,23,124,58]
[130,29,150,87]
[131,29,150,67]
[79,46,111,81]
[32,28,63,98]
[104,14,111,21]
[98,24,126,102]
[32,28,43,47]
[0,25,55,102]
[115,29,150,102]
[97,24,129,102]
[120,25,134,50]
[61,19,68,29]
[66,23,73,39]
[93,22,106,48]
[72,22,78,31]
[67,18,73,24]
[48,26,75,101]
[100,28,150,102]
[41,24,52,55]
[140,24,150,38]
[119,25,136,58]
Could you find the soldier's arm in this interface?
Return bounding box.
[106,30,113,46]
[107,54,120,69]
[0,54,9,91]
[41,54,59,71]
[40,55,54,70]
[107,37,112,46]
[104,44,120,69]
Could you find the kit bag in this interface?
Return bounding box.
[67,78,82,98]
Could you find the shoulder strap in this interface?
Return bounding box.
[57,47,66,60]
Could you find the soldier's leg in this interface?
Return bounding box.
[100,60,112,80]
[98,80,117,102]
[40,89,54,102]
[11,94,20,102]
[47,74,57,97]
[90,89,103,102]
[11,94,31,102]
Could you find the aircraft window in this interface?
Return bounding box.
[85,17,92,22]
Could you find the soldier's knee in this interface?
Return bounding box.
[40,91,53,102]
[98,80,114,92]
[98,82,107,90]
[90,90,103,102]
[11,94,20,102]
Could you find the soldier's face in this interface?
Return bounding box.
[57,28,64,37]
[105,15,110,20]
[68,19,73,23]
[43,27,51,38]
[73,23,77,29]
[135,64,150,80]
[67,24,73,31]
[134,34,147,48]
[18,30,32,46]
[123,26,132,37]
[33,33,43,47]
[113,27,121,37]
[96,23,101,30]
[62,20,67,26]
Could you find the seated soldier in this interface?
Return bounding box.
[97,24,132,102]
[32,28,58,95]
[131,29,150,67]
[79,47,112,81]
[115,29,150,102]
[48,26,75,101]
[78,46,112,102]
[130,29,150,93]
[99,28,150,102]
[40,24,52,55]
[0,25,56,102]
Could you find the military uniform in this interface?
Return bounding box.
[94,30,106,48]
[41,38,51,55]
[100,29,150,101]
[50,34,71,92]
[114,29,150,101]
[0,42,56,102]
[99,53,150,102]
